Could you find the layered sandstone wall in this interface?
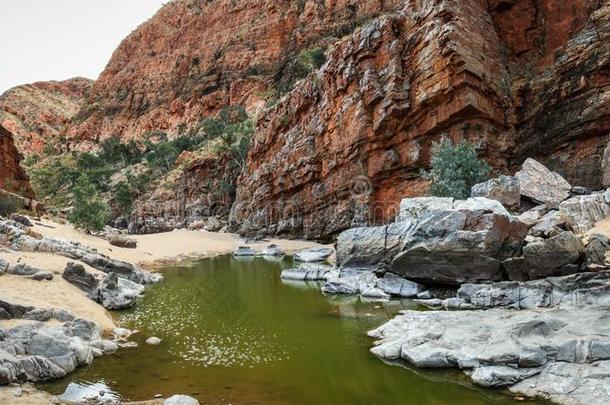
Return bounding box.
[0,78,92,156]
[230,0,610,240]
[66,0,402,148]
[0,125,34,198]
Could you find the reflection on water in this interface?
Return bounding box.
[41,256,541,404]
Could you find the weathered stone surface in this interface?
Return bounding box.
[281,264,333,281]
[559,192,610,235]
[108,235,137,249]
[31,272,53,281]
[128,152,239,235]
[98,272,145,310]
[1,218,161,284]
[471,176,521,211]
[529,210,565,238]
[585,233,610,269]
[369,306,610,403]
[62,262,99,299]
[294,247,334,263]
[9,214,33,227]
[0,318,115,384]
[396,198,455,224]
[7,263,40,276]
[522,232,585,280]
[376,273,423,298]
[0,78,92,157]
[515,158,572,204]
[456,272,610,310]
[231,0,610,241]
[390,210,529,285]
[0,125,33,198]
[602,140,610,188]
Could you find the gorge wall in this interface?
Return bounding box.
[0,125,34,198]
[230,0,610,240]
[0,78,92,156]
[65,0,402,148]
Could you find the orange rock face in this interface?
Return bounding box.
[0,125,34,198]
[230,0,610,240]
[0,78,92,156]
[66,0,401,147]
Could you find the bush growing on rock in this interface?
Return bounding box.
[69,174,109,232]
[422,138,491,199]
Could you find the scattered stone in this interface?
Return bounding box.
[62,262,99,299]
[515,158,571,204]
[7,263,40,276]
[294,247,334,263]
[108,235,137,249]
[145,337,162,345]
[112,327,134,339]
[471,175,521,211]
[260,244,284,256]
[31,271,54,281]
[163,394,200,405]
[233,246,256,256]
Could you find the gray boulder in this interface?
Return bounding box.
[471,175,521,211]
[260,244,284,256]
[529,210,565,238]
[322,268,379,296]
[10,213,33,227]
[62,262,99,299]
[99,273,145,310]
[585,233,610,269]
[396,197,454,223]
[0,258,9,274]
[390,210,529,285]
[294,247,334,263]
[31,272,54,281]
[108,235,137,249]
[8,263,40,276]
[515,158,571,204]
[376,273,423,298]
[522,231,584,279]
[559,192,610,235]
[233,246,256,256]
[281,264,333,281]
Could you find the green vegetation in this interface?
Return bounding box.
[28,106,254,223]
[422,138,491,199]
[69,174,109,232]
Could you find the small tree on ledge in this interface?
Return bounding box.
[69,173,109,232]
[422,138,491,199]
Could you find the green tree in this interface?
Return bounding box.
[69,174,109,232]
[422,138,491,199]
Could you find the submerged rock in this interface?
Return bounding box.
[281,264,333,281]
[164,395,200,405]
[515,158,571,204]
[145,337,162,345]
[294,247,334,263]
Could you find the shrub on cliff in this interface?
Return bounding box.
[422,138,491,199]
[69,173,109,232]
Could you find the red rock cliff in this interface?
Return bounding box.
[0,78,92,156]
[0,125,34,198]
[66,0,402,147]
[230,0,610,240]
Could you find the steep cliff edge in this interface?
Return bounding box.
[230,0,610,241]
[0,125,34,198]
[0,78,92,157]
[66,0,401,148]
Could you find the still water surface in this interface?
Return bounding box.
[42,256,542,404]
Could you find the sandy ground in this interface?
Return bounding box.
[1,217,326,334]
[30,218,324,268]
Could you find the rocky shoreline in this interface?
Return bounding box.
[282,159,610,404]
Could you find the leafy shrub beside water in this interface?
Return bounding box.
[422,138,491,199]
